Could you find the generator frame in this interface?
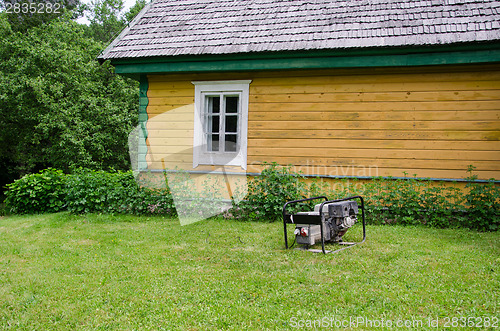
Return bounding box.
[283,195,366,254]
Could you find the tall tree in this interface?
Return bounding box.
[82,0,149,43]
[84,0,125,43]
[123,0,147,23]
[0,15,138,187]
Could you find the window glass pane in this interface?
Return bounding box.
[225,134,237,152]
[225,115,238,133]
[207,134,219,152]
[225,96,238,113]
[207,96,220,114]
[209,115,219,133]
[205,95,220,152]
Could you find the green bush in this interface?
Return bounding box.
[362,175,464,228]
[321,169,498,231]
[462,165,500,231]
[3,165,498,231]
[65,169,129,214]
[233,162,307,221]
[4,168,175,216]
[65,169,175,215]
[227,163,498,231]
[4,168,67,214]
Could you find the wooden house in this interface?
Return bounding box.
[99,0,500,184]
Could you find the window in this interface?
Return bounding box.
[192,80,251,169]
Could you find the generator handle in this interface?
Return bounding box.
[283,196,328,249]
[318,195,366,254]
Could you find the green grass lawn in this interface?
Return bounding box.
[0,213,498,330]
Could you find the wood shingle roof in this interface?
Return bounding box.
[99,0,500,60]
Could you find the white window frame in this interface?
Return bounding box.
[192,80,251,170]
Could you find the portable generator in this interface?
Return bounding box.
[283,196,366,254]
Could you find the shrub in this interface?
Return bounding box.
[4,168,67,214]
[65,169,175,215]
[4,168,175,216]
[233,162,307,221]
[462,165,500,231]
[227,163,498,231]
[65,169,122,214]
[418,184,463,228]
[322,168,498,231]
[3,165,498,231]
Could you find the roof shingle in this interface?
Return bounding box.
[99,0,500,60]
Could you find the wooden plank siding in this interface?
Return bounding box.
[145,65,500,180]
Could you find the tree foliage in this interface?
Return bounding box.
[81,0,148,43]
[123,0,147,23]
[0,12,140,192]
[0,0,150,195]
[84,0,125,43]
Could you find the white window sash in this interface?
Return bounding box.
[192,80,251,170]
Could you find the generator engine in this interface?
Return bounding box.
[294,200,359,246]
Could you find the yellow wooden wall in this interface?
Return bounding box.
[144,64,500,180]
[145,77,195,170]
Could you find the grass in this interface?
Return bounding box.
[0,213,498,330]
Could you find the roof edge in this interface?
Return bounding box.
[109,42,500,78]
[108,41,500,65]
[98,1,153,63]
